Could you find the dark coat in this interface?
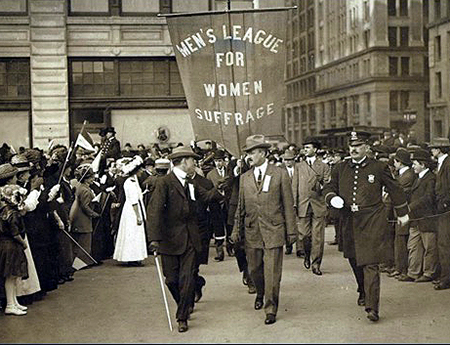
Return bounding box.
[409,170,437,232]
[395,167,416,235]
[146,171,222,256]
[435,155,450,213]
[101,137,121,160]
[70,182,100,233]
[324,157,408,266]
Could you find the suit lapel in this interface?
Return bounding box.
[169,172,186,199]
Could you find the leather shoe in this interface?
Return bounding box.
[357,292,365,306]
[398,274,415,282]
[387,270,401,278]
[312,267,322,276]
[254,298,264,310]
[265,314,276,325]
[178,320,188,332]
[434,282,450,290]
[304,255,311,269]
[415,275,433,283]
[366,309,379,322]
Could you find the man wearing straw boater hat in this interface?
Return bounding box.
[323,130,409,322]
[147,146,224,333]
[430,138,450,290]
[231,134,296,325]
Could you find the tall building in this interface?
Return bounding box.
[0,0,282,149]
[428,0,450,141]
[284,0,429,146]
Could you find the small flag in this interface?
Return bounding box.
[91,151,102,173]
[92,192,102,203]
[47,139,55,153]
[75,127,95,152]
[72,257,88,270]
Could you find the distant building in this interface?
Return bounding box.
[284,0,429,146]
[428,0,450,141]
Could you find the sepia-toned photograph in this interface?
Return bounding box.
[1,0,450,343]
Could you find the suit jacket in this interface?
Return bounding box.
[435,155,450,213]
[292,158,331,217]
[70,182,100,233]
[146,171,222,256]
[395,167,416,235]
[233,163,296,249]
[409,170,437,232]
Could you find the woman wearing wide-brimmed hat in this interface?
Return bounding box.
[113,156,148,266]
[0,163,29,315]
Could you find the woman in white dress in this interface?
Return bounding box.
[113,156,148,266]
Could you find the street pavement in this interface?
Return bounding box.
[2,226,450,343]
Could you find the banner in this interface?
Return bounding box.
[166,9,288,157]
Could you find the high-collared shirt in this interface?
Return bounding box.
[254,159,268,181]
[306,156,316,166]
[351,156,367,165]
[173,166,187,187]
[418,168,429,179]
[217,167,225,178]
[438,154,448,172]
[399,166,409,176]
[286,166,294,178]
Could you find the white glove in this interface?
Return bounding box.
[397,214,410,226]
[48,184,61,202]
[330,196,344,209]
[24,190,40,212]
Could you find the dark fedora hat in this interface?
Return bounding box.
[105,127,116,134]
[242,134,272,152]
[168,146,201,160]
[411,148,432,162]
[213,150,226,160]
[394,148,412,166]
[99,128,107,137]
[302,136,321,149]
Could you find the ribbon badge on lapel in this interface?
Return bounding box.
[368,174,375,183]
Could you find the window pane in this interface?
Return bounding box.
[388,0,396,16]
[389,57,398,76]
[401,57,409,76]
[389,91,398,111]
[400,0,408,16]
[388,27,397,47]
[0,0,27,14]
[121,0,159,13]
[70,0,109,13]
[400,27,409,46]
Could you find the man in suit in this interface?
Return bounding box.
[231,134,296,325]
[407,149,439,282]
[324,131,409,322]
[207,149,233,261]
[147,146,222,332]
[430,139,450,290]
[101,127,121,160]
[292,137,331,275]
[281,149,296,255]
[392,148,417,281]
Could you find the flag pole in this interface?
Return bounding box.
[92,192,111,235]
[153,252,173,332]
[61,227,98,265]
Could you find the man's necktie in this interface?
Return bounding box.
[257,169,263,188]
[183,179,190,199]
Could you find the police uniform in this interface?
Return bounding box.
[323,131,409,321]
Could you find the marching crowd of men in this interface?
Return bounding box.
[1,127,450,333]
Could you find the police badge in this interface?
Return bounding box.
[368,174,375,183]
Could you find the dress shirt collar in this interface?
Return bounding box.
[418,168,429,179]
[173,166,187,186]
[399,166,409,176]
[306,156,316,165]
[217,167,225,177]
[438,153,448,166]
[254,159,268,180]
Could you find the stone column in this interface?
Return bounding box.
[30,0,69,148]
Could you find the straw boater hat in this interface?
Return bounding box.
[155,158,170,170]
[10,154,31,172]
[0,163,18,180]
[242,134,272,152]
[168,146,201,160]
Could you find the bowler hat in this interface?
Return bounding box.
[411,148,431,162]
[394,148,412,166]
[168,146,201,160]
[242,134,272,152]
[0,163,18,180]
[10,154,31,172]
[213,150,226,160]
[303,137,321,149]
[348,131,371,146]
[282,150,296,160]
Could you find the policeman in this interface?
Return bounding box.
[323,131,409,322]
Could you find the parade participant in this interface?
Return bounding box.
[430,139,450,290]
[392,148,417,282]
[281,149,296,255]
[0,164,28,315]
[69,164,100,267]
[406,149,439,282]
[324,131,409,322]
[206,149,233,261]
[292,137,331,275]
[113,156,147,267]
[143,158,170,207]
[328,149,347,246]
[147,146,223,333]
[231,134,296,325]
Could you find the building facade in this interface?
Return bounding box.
[0,0,282,150]
[428,0,450,141]
[284,0,429,146]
